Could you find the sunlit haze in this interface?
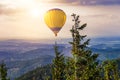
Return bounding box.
[0,0,120,40]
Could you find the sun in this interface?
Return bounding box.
[29,8,41,17]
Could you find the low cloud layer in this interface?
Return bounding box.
[79,0,120,5]
[0,4,16,15]
[37,0,120,5]
[0,3,26,16]
[0,0,120,16]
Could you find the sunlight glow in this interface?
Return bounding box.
[29,8,41,17]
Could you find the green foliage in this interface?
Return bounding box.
[115,58,120,69]
[103,60,119,80]
[116,58,120,79]
[65,57,75,80]
[52,44,65,80]
[0,62,10,80]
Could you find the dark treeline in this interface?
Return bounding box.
[0,62,10,80]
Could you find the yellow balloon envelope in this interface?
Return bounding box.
[44,8,66,36]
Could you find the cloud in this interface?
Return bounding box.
[80,0,120,5]
[79,0,120,5]
[36,0,75,3]
[36,0,120,5]
[0,4,15,15]
[0,3,25,16]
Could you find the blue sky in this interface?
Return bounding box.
[0,0,120,39]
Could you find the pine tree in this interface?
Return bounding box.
[65,57,75,80]
[0,62,10,80]
[69,13,100,80]
[103,60,119,80]
[52,43,65,80]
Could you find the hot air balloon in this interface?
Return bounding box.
[44,8,66,36]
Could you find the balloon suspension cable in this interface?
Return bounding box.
[55,33,57,37]
[55,41,57,46]
[54,33,58,45]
